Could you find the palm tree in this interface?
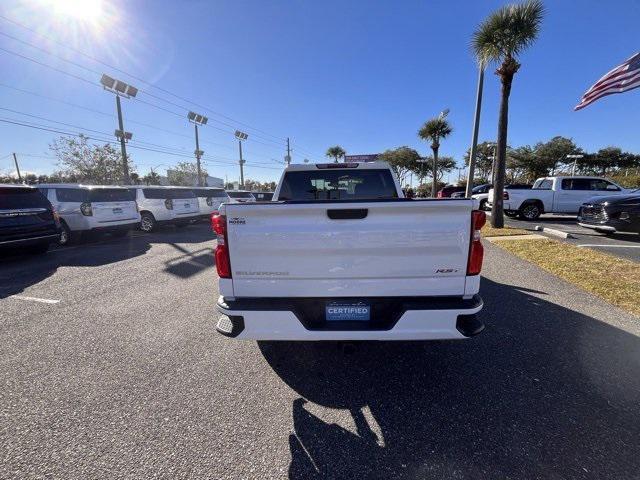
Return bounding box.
[325,145,346,163]
[473,0,544,227]
[418,117,453,197]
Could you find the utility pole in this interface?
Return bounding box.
[235,130,248,188]
[285,137,291,167]
[100,74,137,185]
[188,111,208,186]
[12,153,22,182]
[466,65,485,197]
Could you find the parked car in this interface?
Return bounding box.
[450,191,466,199]
[1,184,60,255]
[38,184,140,245]
[214,161,485,341]
[133,186,200,232]
[470,183,492,210]
[192,187,230,220]
[578,190,640,234]
[253,191,274,201]
[437,185,465,198]
[487,176,629,220]
[226,190,256,203]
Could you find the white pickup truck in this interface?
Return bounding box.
[487,176,630,220]
[213,161,486,341]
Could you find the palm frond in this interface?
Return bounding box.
[472,0,544,65]
[418,118,453,142]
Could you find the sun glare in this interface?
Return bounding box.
[49,0,104,23]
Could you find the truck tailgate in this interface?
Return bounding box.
[224,200,473,298]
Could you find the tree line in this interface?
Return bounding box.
[465,137,640,186]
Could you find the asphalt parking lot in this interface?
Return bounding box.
[1,223,639,479]
[503,214,640,262]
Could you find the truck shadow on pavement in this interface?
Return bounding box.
[258,278,640,479]
[0,224,215,298]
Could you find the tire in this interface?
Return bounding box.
[140,213,156,233]
[58,222,78,246]
[504,211,519,219]
[518,203,542,221]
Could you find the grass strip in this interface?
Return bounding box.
[482,224,530,237]
[495,238,640,317]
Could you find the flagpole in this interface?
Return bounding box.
[466,64,485,197]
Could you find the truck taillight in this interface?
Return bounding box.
[212,214,231,278]
[467,210,486,276]
[503,191,509,200]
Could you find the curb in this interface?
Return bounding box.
[534,225,574,239]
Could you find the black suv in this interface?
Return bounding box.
[0,185,60,255]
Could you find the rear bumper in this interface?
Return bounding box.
[90,221,139,233]
[215,295,484,341]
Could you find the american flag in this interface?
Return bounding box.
[575,52,640,110]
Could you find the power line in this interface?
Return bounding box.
[0,45,284,152]
[0,118,282,171]
[0,17,289,146]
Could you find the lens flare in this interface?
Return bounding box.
[50,0,103,23]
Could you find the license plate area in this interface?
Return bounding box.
[112,207,123,214]
[326,302,370,322]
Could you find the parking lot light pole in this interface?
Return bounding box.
[566,154,584,176]
[466,65,485,197]
[101,74,137,185]
[188,112,208,186]
[235,130,248,188]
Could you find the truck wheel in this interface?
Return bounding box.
[505,211,519,218]
[140,213,156,233]
[519,203,542,221]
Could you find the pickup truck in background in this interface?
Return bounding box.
[213,161,486,341]
[487,176,630,220]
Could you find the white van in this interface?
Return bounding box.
[38,184,140,245]
[192,187,231,220]
[133,186,200,232]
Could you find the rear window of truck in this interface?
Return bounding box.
[278,169,398,201]
[0,187,50,209]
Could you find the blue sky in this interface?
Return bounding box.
[0,0,639,185]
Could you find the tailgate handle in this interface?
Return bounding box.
[327,209,368,220]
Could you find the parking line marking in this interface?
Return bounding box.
[577,244,640,249]
[9,295,60,304]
